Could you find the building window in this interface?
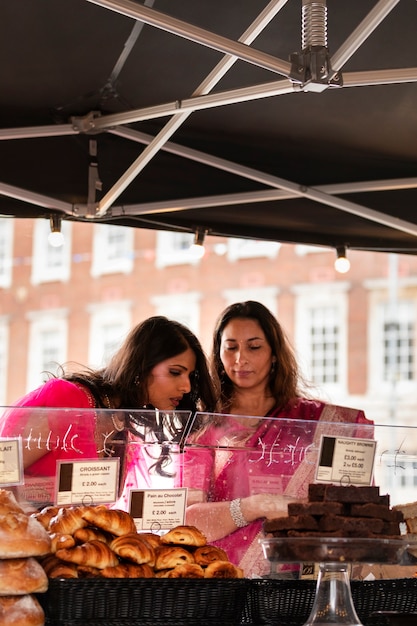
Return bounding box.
[309,306,339,384]
[0,318,9,405]
[31,219,71,284]
[227,238,281,262]
[294,284,348,396]
[26,311,68,391]
[151,292,201,335]
[382,300,414,384]
[222,287,279,315]
[91,224,134,277]
[0,219,14,289]
[155,232,196,268]
[87,303,132,368]
[295,244,331,257]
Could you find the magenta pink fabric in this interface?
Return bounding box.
[0,379,98,476]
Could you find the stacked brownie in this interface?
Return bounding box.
[262,484,405,563]
[264,484,404,539]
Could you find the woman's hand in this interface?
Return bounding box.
[185,492,303,542]
[240,493,297,521]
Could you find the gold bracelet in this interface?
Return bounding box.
[229,498,249,528]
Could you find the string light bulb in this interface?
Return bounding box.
[189,228,207,259]
[334,245,350,273]
[48,214,64,247]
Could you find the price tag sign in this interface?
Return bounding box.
[56,458,119,505]
[0,437,23,486]
[315,436,376,485]
[129,488,187,531]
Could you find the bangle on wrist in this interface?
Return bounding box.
[229,498,249,528]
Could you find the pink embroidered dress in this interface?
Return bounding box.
[0,380,190,511]
[181,399,373,577]
[0,379,99,507]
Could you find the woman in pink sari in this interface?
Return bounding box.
[0,317,216,509]
[183,301,373,577]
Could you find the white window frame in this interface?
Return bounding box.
[222,286,279,315]
[151,292,201,335]
[0,218,14,288]
[31,219,72,285]
[91,224,134,277]
[368,297,417,397]
[294,283,349,398]
[227,238,281,262]
[295,244,332,257]
[0,317,9,405]
[87,302,132,368]
[26,310,68,391]
[155,231,198,269]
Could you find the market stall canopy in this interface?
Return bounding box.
[2,0,417,253]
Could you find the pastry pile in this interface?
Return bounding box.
[0,489,50,626]
[34,504,243,579]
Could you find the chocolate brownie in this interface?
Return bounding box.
[288,501,345,516]
[318,514,384,535]
[263,484,401,540]
[323,485,386,504]
[350,503,404,522]
[263,514,318,533]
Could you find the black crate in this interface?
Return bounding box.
[240,578,417,626]
[38,577,249,626]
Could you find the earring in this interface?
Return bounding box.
[270,359,276,373]
[134,376,140,386]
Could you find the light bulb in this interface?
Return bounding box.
[334,246,350,273]
[48,214,64,247]
[189,228,207,259]
[48,230,64,247]
[189,242,206,259]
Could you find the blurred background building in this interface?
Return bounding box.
[1,217,417,435]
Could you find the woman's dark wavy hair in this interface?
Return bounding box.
[64,316,217,476]
[211,301,304,412]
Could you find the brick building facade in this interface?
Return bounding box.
[2,217,417,435]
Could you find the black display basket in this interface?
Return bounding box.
[240,577,417,626]
[38,577,250,626]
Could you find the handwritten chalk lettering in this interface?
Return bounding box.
[248,428,314,468]
[22,424,119,458]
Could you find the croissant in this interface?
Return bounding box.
[204,561,244,578]
[41,555,79,579]
[100,563,155,578]
[50,532,76,553]
[163,563,205,578]
[77,565,102,578]
[160,525,206,547]
[31,505,60,530]
[194,545,229,566]
[81,506,136,536]
[137,532,161,549]
[154,546,195,570]
[110,533,155,566]
[49,506,88,535]
[56,539,119,569]
[74,527,111,545]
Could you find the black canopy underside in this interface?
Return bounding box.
[2,0,417,253]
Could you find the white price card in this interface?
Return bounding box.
[0,437,23,486]
[56,458,119,505]
[129,488,187,531]
[315,436,376,485]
